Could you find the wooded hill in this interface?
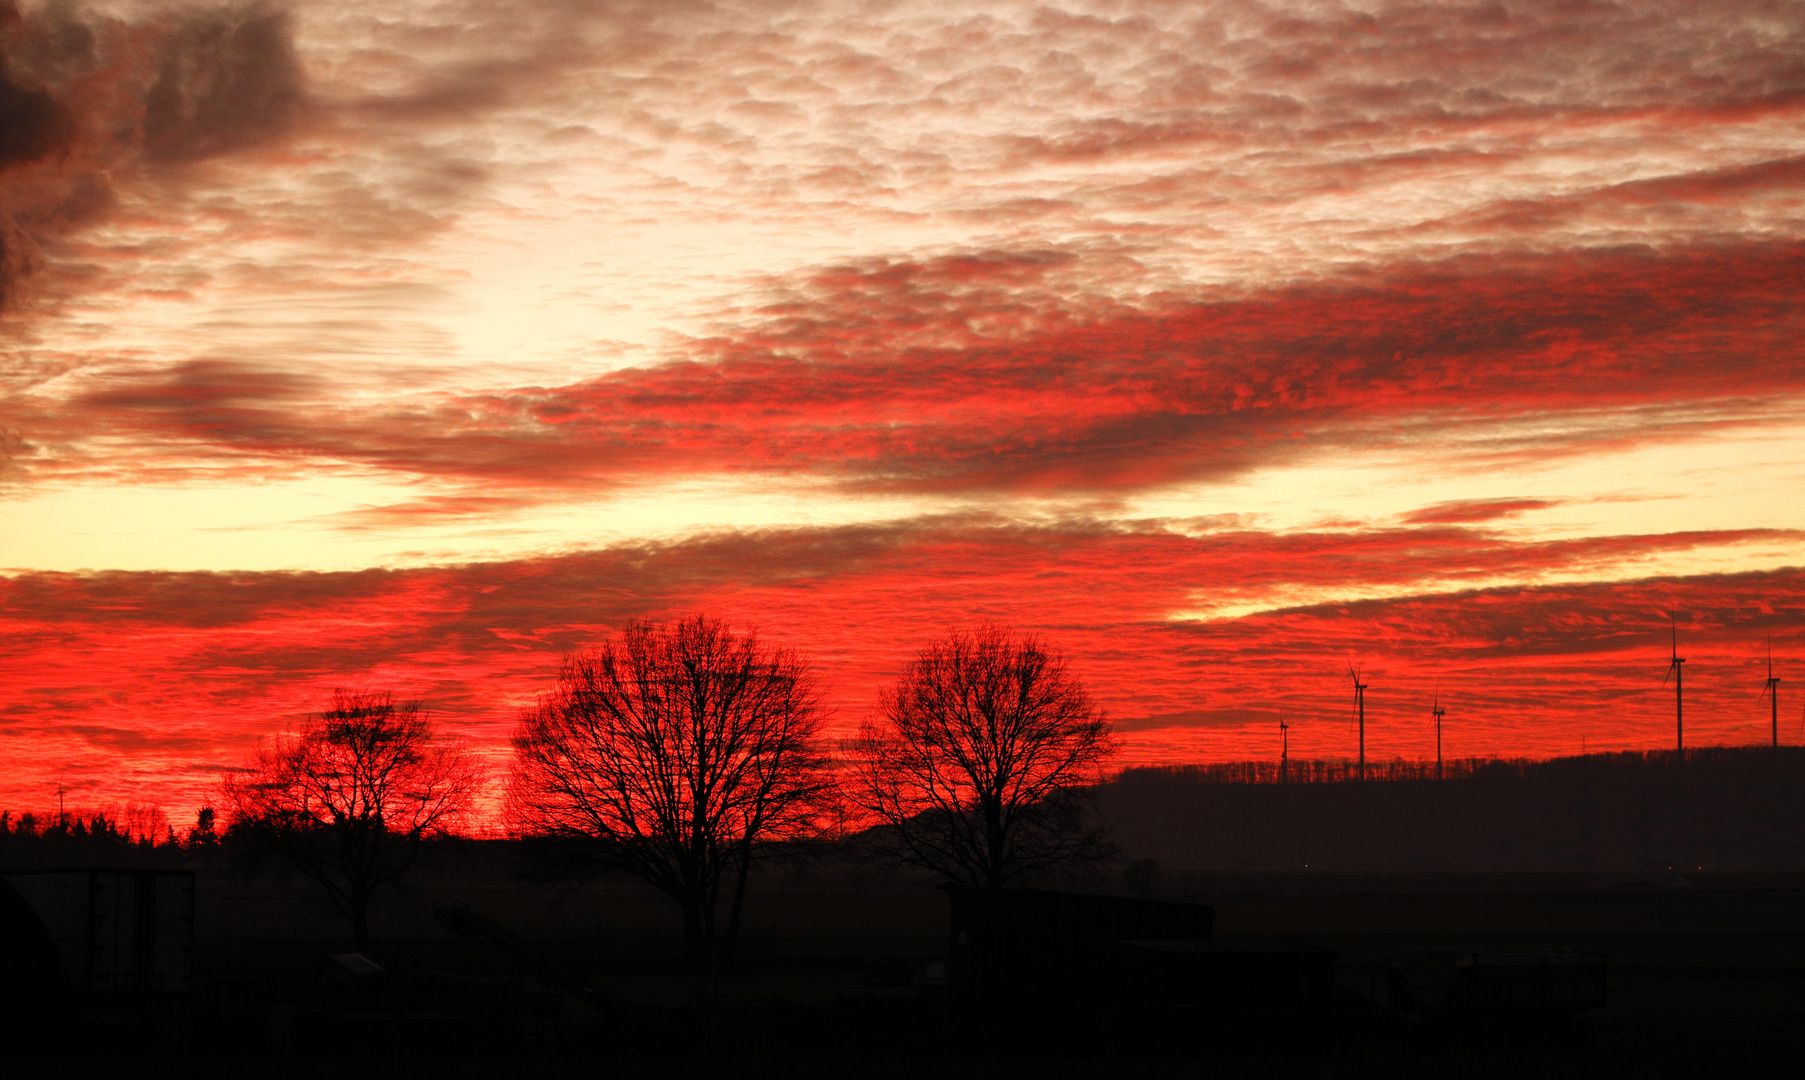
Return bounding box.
[1099,747,1805,872]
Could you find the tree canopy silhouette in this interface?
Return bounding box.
[223,690,481,954]
[507,616,831,960]
[850,624,1118,888]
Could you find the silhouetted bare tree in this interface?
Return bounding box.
[224,690,481,954]
[850,625,1117,888]
[507,616,831,960]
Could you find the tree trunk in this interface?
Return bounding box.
[702,879,719,959]
[682,895,707,963]
[723,840,753,960]
[352,894,374,956]
[984,797,1007,888]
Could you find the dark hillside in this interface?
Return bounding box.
[1100,747,1805,872]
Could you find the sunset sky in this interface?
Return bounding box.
[3,0,1803,825]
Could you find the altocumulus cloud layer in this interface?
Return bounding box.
[1,0,1803,819]
[0,1,302,307]
[4,519,1801,815]
[20,241,1803,494]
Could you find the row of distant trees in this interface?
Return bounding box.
[0,805,216,856]
[221,618,1118,957]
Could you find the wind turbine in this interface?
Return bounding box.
[1760,634,1781,748]
[1431,689,1446,781]
[1348,664,1368,781]
[1662,616,1685,754]
[1279,716,1290,784]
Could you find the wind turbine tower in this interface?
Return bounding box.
[1279,717,1289,784]
[1432,691,1446,781]
[1761,635,1781,748]
[1663,618,1685,754]
[1348,665,1368,781]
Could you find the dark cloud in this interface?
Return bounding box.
[1402,499,1562,526]
[0,211,37,309]
[990,0,1805,173]
[325,494,544,531]
[0,52,71,168]
[0,32,72,308]
[1440,154,1805,238]
[80,357,321,411]
[66,725,227,755]
[0,2,308,314]
[141,3,303,162]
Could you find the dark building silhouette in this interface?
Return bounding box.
[943,884,1335,1049]
[2,868,194,998]
[0,875,70,1026]
[946,882,1215,996]
[0,868,194,1049]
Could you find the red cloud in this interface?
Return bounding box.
[16,239,1804,502]
[1402,499,1562,526]
[2,518,1798,820]
[6,2,1805,832]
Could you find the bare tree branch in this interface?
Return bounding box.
[222,690,483,954]
[506,616,832,960]
[850,624,1118,888]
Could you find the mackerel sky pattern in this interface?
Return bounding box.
[2,0,1803,822]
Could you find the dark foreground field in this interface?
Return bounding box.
[9,1022,1805,1080]
[9,858,1805,1078]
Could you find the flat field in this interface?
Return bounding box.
[13,861,1805,1077]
